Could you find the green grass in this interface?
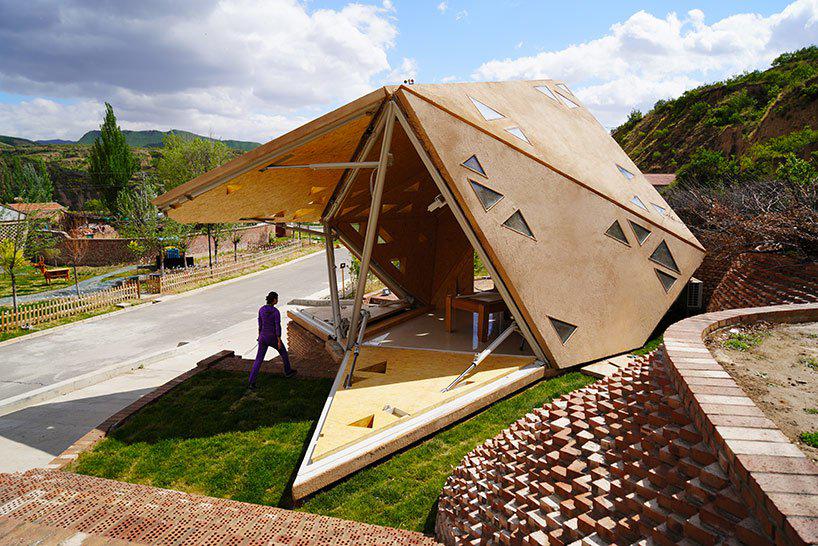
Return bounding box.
[0,263,126,299]
[632,335,663,356]
[723,331,765,352]
[799,355,818,370]
[800,431,818,448]
[804,408,818,415]
[71,370,594,533]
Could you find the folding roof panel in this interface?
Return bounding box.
[154,87,393,223]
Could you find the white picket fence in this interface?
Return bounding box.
[1,282,140,333]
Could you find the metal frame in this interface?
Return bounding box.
[260,160,381,172]
[346,101,397,347]
[334,229,410,302]
[392,104,549,364]
[442,322,519,392]
[324,224,344,341]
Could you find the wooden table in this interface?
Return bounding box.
[445,292,508,342]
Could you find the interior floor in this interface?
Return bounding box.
[311,345,535,460]
[364,309,534,356]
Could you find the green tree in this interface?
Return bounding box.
[777,153,817,185]
[0,202,48,312]
[116,180,163,271]
[88,103,138,213]
[156,133,233,191]
[676,149,739,186]
[0,157,54,203]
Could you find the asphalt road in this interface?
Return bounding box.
[0,248,348,401]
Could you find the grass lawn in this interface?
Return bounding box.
[0,263,127,299]
[71,369,594,533]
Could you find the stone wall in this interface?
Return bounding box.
[53,233,138,266]
[186,223,279,257]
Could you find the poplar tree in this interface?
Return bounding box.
[88,103,138,213]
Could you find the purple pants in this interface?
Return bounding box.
[249,337,292,385]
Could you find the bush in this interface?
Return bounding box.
[676,149,739,186]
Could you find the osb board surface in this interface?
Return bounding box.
[312,346,534,460]
[165,114,375,223]
[400,91,704,367]
[402,81,701,249]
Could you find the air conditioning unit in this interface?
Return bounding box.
[686,277,703,309]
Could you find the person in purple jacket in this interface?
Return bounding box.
[249,291,295,389]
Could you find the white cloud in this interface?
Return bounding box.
[385,58,419,84]
[455,10,468,21]
[437,2,448,14]
[473,0,818,128]
[0,0,399,142]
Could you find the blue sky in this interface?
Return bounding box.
[0,0,815,141]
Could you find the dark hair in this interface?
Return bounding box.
[266,291,278,305]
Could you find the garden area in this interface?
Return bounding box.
[707,321,818,460]
[70,369,594,533]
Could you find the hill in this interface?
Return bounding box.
[0,135,36,146]
[613,46,818,175]
[76,129,260,151]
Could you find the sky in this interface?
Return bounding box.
[0,0,816,142]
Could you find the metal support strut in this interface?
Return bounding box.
[442,322,519,393]
[344,309,371,389]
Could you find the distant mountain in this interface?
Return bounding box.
[77,129,260,151]
[613,45,818,173]
[0,129,260,152]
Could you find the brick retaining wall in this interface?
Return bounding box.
[663,303,818,545]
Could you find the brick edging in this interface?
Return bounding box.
[47,350,236,470]
[662,303,818,546]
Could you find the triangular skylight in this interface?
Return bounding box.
[652,203,666,216]
[469,179,504,211]
[649,240,680,273]
[556,92,579,109]
[616,164,635,180]
[534,85,558,101]
[502,210,535,239]
[505,126,530,144]
[469,96,505,121]
[628,220,651,245]
[462,155,487,177]
[655,269,678,293]
[631,195,648,211]
[549,316,577,344]
[556,83,572,95]
[604,220,629,246]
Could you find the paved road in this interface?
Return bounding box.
[0,248,348,401]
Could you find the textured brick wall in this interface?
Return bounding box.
[663,303,818,546]
[707,252,818,312]
[54,235,139,266]
[211,321,341,379]
[186,224,277,256]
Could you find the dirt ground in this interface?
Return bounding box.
[706,321,818,462]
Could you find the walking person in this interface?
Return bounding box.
[249,291,295,389]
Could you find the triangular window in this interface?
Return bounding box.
[556,83,572,94]
[502,210,535,239]
[655,269,678,293]
[469,96,505,121]
[549,316,577,344]
[534,85,558,101]
[469,179,504,211]
[649,240,680,273]
[462,155,487,177]
[505,126,530,144]
[617,164,635,180]
[652,203,666,216]
[628,220,651,246]
[556,92,579,109]
[631,195,648,211]
[604,220,629,246]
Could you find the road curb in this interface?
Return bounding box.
[0,344,188,418]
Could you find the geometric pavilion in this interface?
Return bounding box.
[154,80,705,496]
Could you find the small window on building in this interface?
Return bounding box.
[505,126,530,144]
[604,220,630,246]
[534,85,558,101]
[556,83,572,94]
[655,268,678,293]
[617,164,635,180]
[469,96,505,121]
[651,203,666,216]
[649,240,680,273]
[631,195,648,211]
[549,316,577,344]
[556,92,579,109]
[628,220,651,245]
[469,179,504,211]
[462,155,487,177]
[502,210,535,240]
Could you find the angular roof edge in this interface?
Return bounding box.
[153,86,394,211]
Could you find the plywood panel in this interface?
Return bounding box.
[399,90,705,367]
